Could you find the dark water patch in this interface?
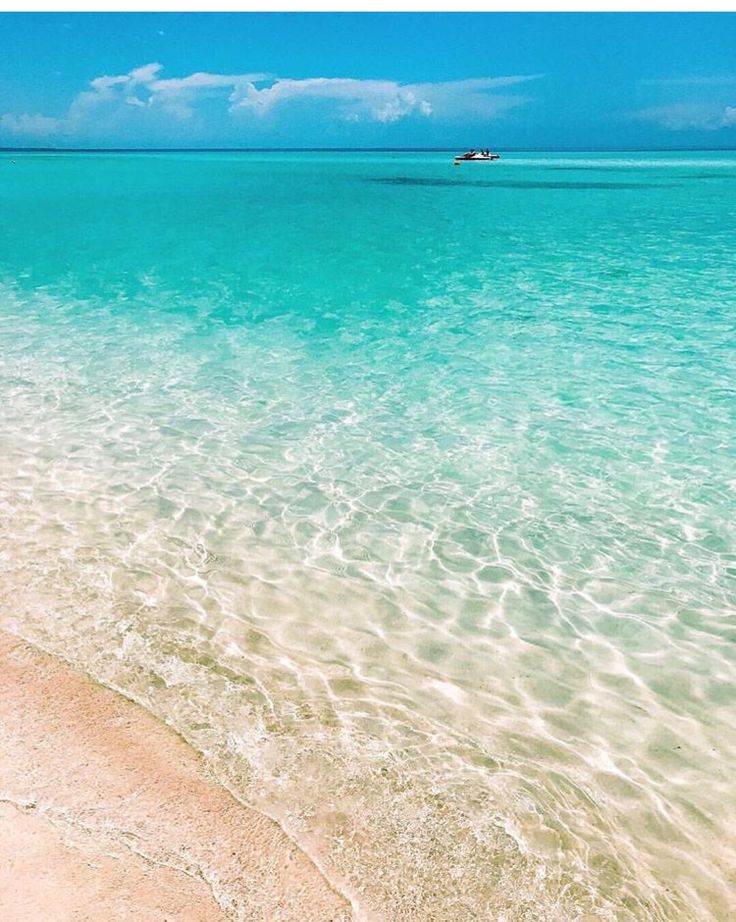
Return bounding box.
[369,176,671,190]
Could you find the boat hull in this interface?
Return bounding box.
[454,155,500,163]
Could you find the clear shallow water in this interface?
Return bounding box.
[1,150,735,920]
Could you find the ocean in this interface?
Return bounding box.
[1,150,735,920]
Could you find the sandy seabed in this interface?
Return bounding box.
[0,630,352,922]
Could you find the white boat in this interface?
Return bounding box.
[453,149,500,164]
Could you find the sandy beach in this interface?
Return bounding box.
[0,630,351,922]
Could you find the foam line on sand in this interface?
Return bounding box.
[0,630,352,922]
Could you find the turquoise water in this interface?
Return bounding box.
[1,151,735,920]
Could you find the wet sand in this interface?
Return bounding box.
[0,630,352,922]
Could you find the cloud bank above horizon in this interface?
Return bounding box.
[0,63,542,145]
[3,59,735,148]
[627,73,736,133]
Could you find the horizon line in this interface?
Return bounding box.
[2,146,736,154]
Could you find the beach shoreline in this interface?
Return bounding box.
[0,629,352,922]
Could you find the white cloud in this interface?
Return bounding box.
[630,74,736,132]
[0,113,61,137]
[640,75,736,88]
[152,71,268,94]
[61,63,269,123]
[231,77,432,123]
[230,73,541,124]
[0,63,541,142]
[630,101,736,131]
[405,76,541,121]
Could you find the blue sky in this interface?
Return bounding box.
[1,13,735,149]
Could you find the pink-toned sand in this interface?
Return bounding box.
[0,630,352,922]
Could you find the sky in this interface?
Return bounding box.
[1,13,735,149]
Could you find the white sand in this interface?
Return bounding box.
[0,630,351,922]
